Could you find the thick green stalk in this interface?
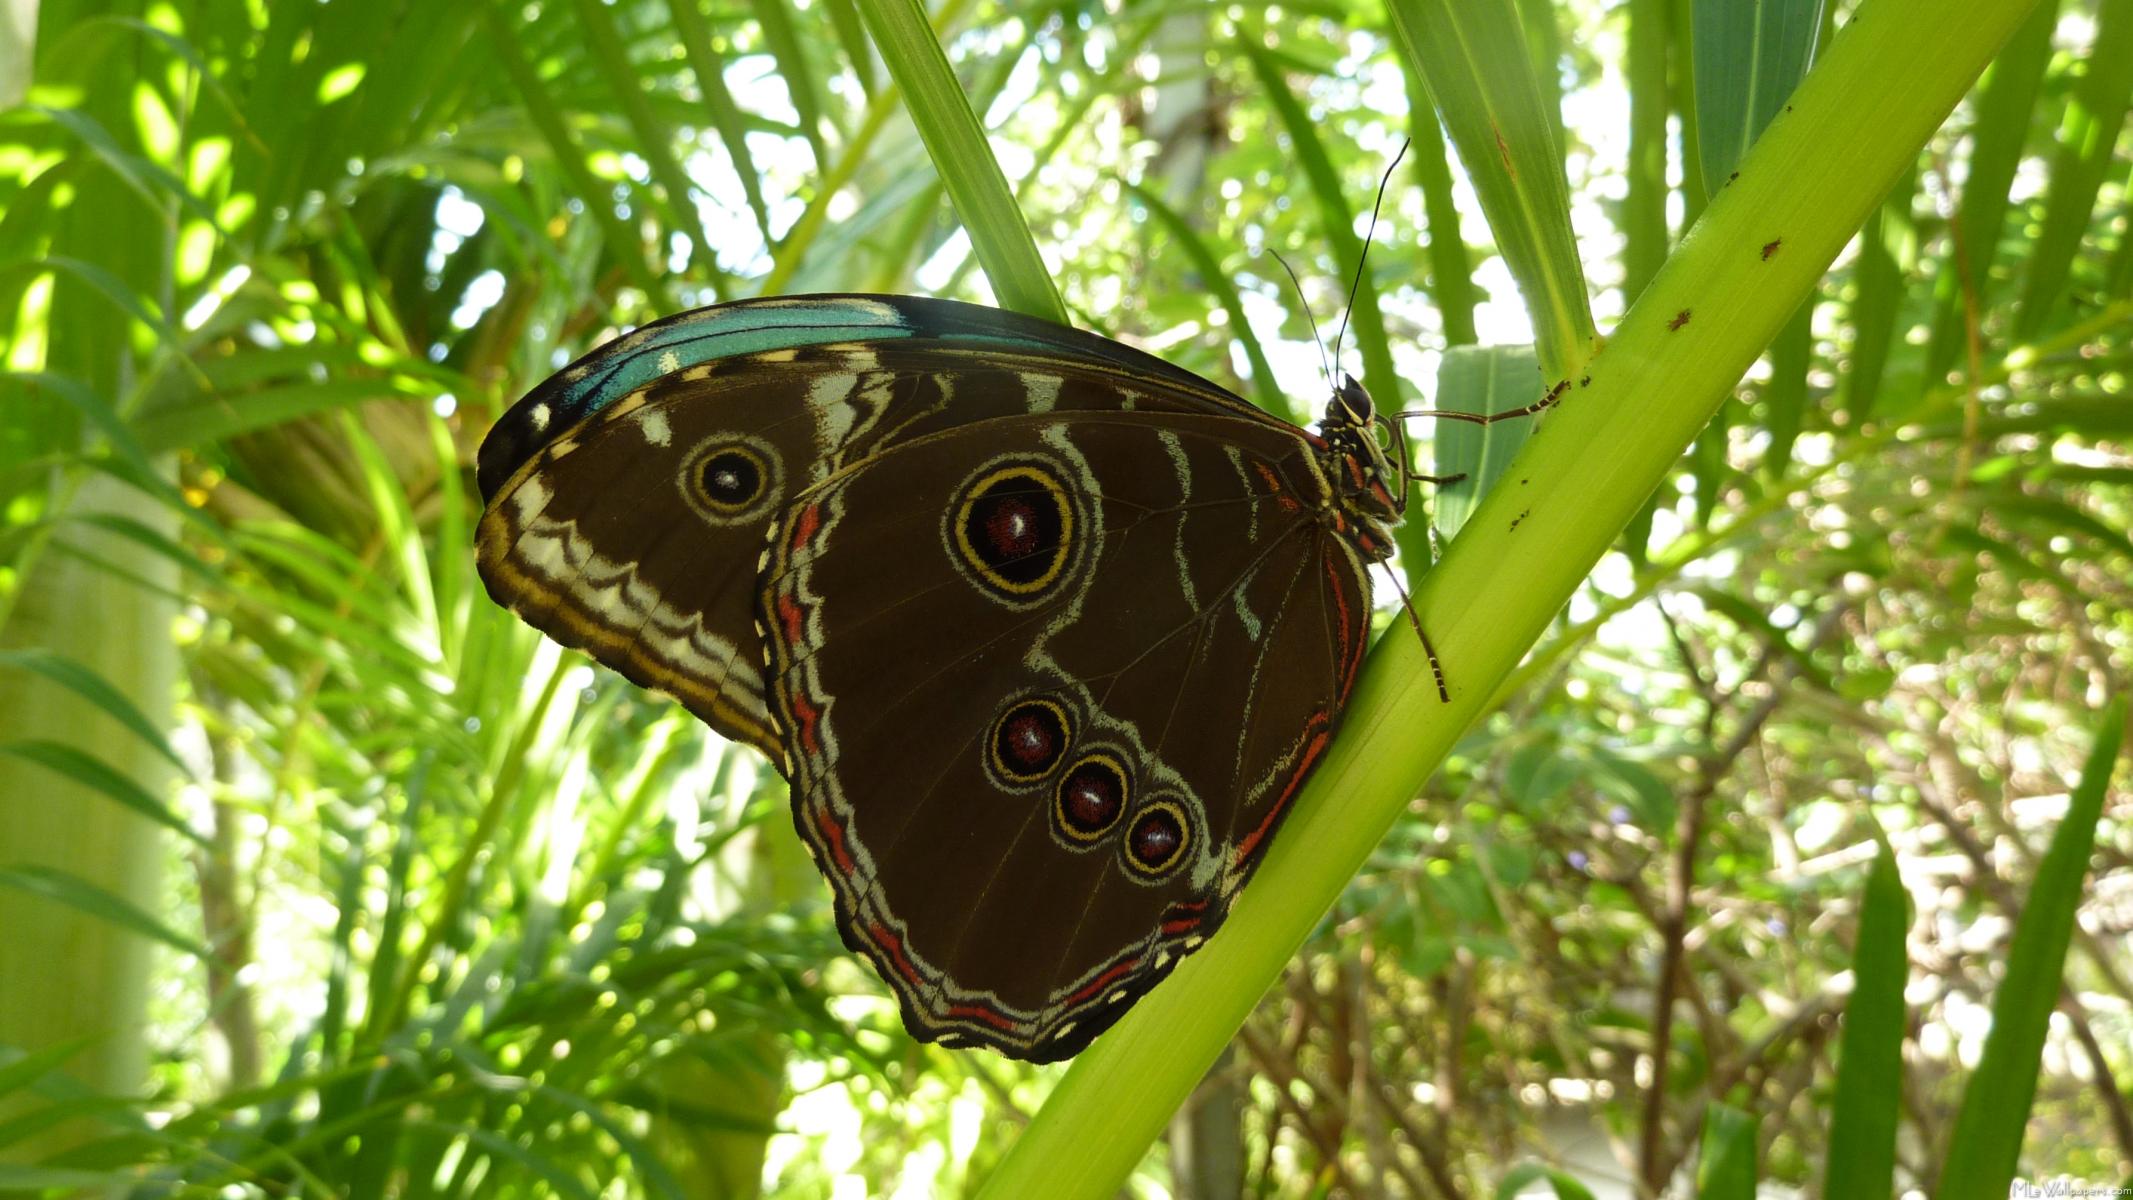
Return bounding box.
[976,0,2041,1192]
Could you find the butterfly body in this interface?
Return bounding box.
[478,294,1399,1060]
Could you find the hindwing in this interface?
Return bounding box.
[759,410,1371,1060]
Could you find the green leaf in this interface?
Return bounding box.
[1386,0,1596,379]
[1697,1102,1758,1198]
[1824,839,1909,1200]
[0,866,209,958]
[1922,0,2060,378]
[0,649,188,774]
[1404,72,1479,345]
[1842,165,1919,423]
[1431,345,1544,542]
[1939,700,2126,1199]
[665,0,775,244]
[1123,181,1286,416]
[1691,0,1824,187]
[1497,1162,1597,1200]
[855,0,1065,324]
[2015,0,2133,336]
[0,740,205,848]
[1235,33,1402,412]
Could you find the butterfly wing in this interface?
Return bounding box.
[476,295,1275,756]
[760,408,1372,1060]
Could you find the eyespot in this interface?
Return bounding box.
[1053,752,1129,844]
[946,459,1077,604]
[988,697,1072,786]
[681,436,780,525]
[1122,799,1191,879]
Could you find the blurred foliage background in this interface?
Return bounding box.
[0,0,2129,1195]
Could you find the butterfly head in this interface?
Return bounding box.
[1319,374,1405,560]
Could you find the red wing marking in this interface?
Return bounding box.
[868,921,926,989]
[1233,715,1333,867]
[1370,481,1394,510]
[1325,554,1363,699]
[791,502,822,551]
[790,689,823,755]
[1345,455,1366,489]
[946,1003,1018,1031]
[811,805,857,874]
[1252,461,1301,513]
[1063,957,1142,1008]
[777,592,806,648]
[1161,915,1202,935]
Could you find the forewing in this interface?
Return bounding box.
[477,295,1275,758]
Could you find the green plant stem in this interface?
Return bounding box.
[975,0,2042,1192]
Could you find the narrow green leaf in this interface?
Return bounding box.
[1624,0,1673,302]
[749,0,835,166]
[855,0,1065,324]
[1691,0,1824,187]
[131,381,427,452]
[568,0,729,297]
[0,866,210,958]
[0,649,188,773]
[1939,700,2126,1200]
[1761,298,1813,477]
[1431,345,1543,542]
[1403,71,1479,345]
[1496,1163,1598,1200]
[1843,164,1920,424]
[1386,0,1596,380]
[478,3,669,307]
[0,740,205,848]
[1123,182,1285,415]
[1923,0,2061,379]
[1824,839,1909,1200]
[1237,34,1401,411]
[0,1038,98,1098]
[2015,0,2133,336]
[1697,1102,1758,1199]
[666,0,776,244]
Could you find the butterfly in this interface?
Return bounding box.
[475,293,1422,1061]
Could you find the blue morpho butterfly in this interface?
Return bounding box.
[474,292,1542,1061]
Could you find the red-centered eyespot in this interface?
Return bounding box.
[989,698,1071,785]
[1123,800,1191,878]
[1054,753,1128,842]
[950,462,1075,599]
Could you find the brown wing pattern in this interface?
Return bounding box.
[758,410,1372,1060]
[476,343,1269,757]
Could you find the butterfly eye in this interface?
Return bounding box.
[1052,753,1129,843]
[682,437,779,524]
[948,460,1077,603]
[1122,800,1192,879]
[988,697,1072,786]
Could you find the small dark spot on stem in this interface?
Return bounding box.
[1668,309,1692,331]
[1578,375,1591,387]
[1761,239,1782,260]
[1510,508,1529,530]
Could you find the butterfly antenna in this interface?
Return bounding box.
[1376,560,1450,703]
[1331,139,1411,378]
[1272,248,1335,395]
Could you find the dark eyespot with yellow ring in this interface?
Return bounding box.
[988,697,1072,786]
[1123,800,1191,878]
[1053,752,1129,843]
[693,444,768,514]
[952,463,1074,599]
